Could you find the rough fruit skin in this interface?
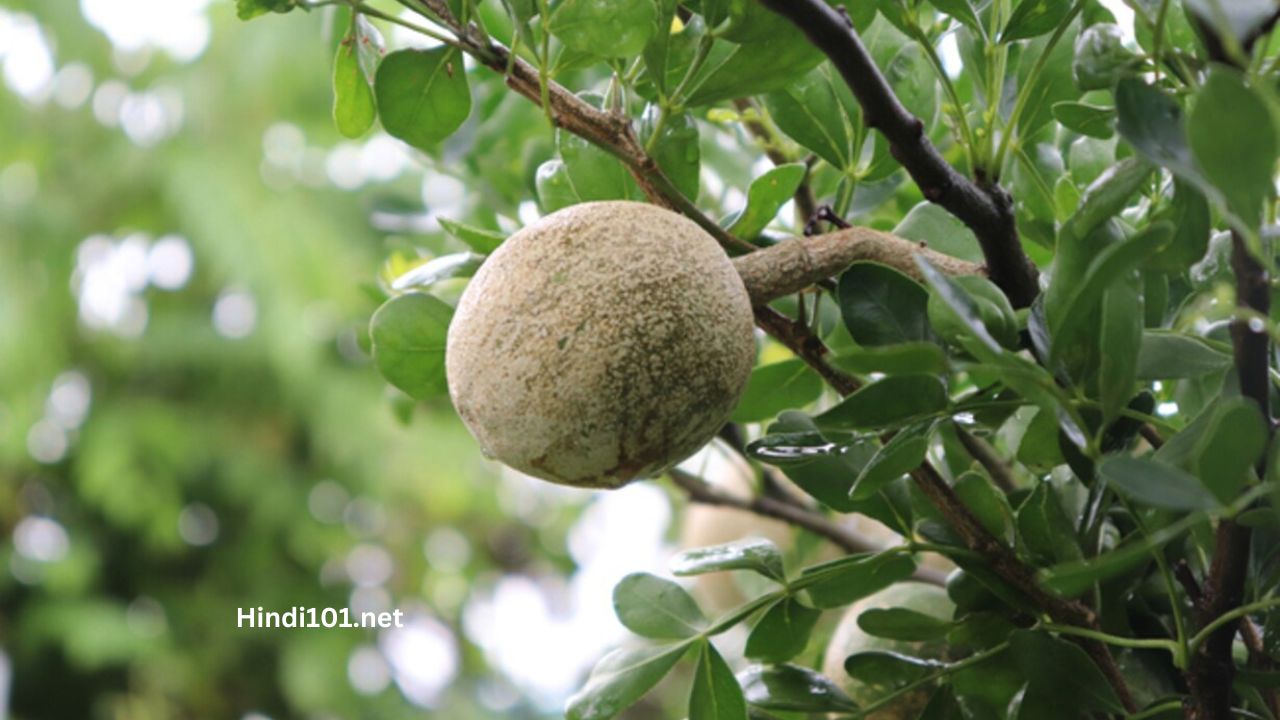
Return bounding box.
[446,201,756,489]
[821,582,955,720]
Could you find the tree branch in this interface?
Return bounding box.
[1188,231,1273,720]
[734,227,984,305]
[751,306,860,396]
[670,468,949,587]
[757,0,1040,308]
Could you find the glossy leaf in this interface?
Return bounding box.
[800,552,918,608]
[1196,397,1268,504]
[739,663,860,713]
[1097,276,1142,421]
[689,641,748,720]
[843,650,945,687]
[685,31,824,106]
[332,13,377,138]
[857,607,955,641]
[893,202,983,263]
[837,262,934,347]
[731,359,823,424]
[744,597,822,663]
[640,107,700,200]
[671,537,787,583]
[814,374,948,431]
[375,48,471,151]
[1136,332,1231,379]
[438,216,505,254]
[852,421,934,501]
[930,0,983,33]
[1052,101,1115,139]
[831,343,949,376]
[1098,456,1220,511]
[1002,0,1074,42]
[763,65,859,170]
[759,413,868,512]
[1115,78,1206,188]
[613,573,707,639]
[726,164,805,239]
[389,252,483,291]
[1017,481,1083,565]
[548,0,658,58]
[566,641,695,720]
[1188,66,1278,226]
[369,293,452,400]
[1009,630,1125,714]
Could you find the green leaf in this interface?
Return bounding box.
[739,664,860,713]
[642,0,683,95]
[800,552,918,608]
[955,471,1013,541]
[1136,332,1231,379]
[1048,222,1171,365]
[369,293,453,400]
[837,262,934,347]
[763,66,859,170]
[831,343,949,377]
[1195,397,1268,504]
[858,607,955,641]
[535,159,582,212]
[813,374,948,431]
[438,216,505,254]
[640,107,700,200]
[1009,630,1125,714]
[758,413,865,512]
[613,573,707,639]
[843,651,946,688]
[852,421,934,501]
[333,14,377,138]
[558,96,642,202]
[726,164,806,239]
[1015,23,1079,138]
[1188,65,1278,227]
[389,252,483,291]
[684,32,824,106]
[566,641,694,720]
[548,0,658,58]
[1098,456,1220,511]
[744,597,822,663]
[916,259,1004,358]
[374,48,471,152]
[930,0,983,33]
[1150,178,1210,273]
[893,202,984,263]
[1002,0,1074,42]
[1016,481,1083,565]
[671,537,787,583]
[1052,102,1115,139]
[1097,276,1142,421]
[236,0,293,20]
[1060,157,1154,244]
[689,641,748,720]
[1115,78,1206,189]
[731,359,823,423]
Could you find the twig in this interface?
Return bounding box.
[751,306,860,396]
[757,0,1039,308]
[1188,231,1274,720]
[954,428,1018,494]
[669,468,948,586]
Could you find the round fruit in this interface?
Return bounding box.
[821,582,955,720]
[446,201,756,489]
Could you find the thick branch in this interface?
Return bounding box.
[1188,231,1273,720]
[734,228,984,305]
[670,468,948,586]
[757,0,1040,308]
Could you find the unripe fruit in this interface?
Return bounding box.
[446,201,756,489]
[821,582,955,720]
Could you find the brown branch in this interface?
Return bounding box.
[1189,231,1274,720]
[757,0,1039,309]
[670,468,948,587]
[909,464,1137,713]
[954,428,1018,494]
[733,228,984,305]
[751,306,860,396]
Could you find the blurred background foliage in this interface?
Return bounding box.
[0,1,710,717]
